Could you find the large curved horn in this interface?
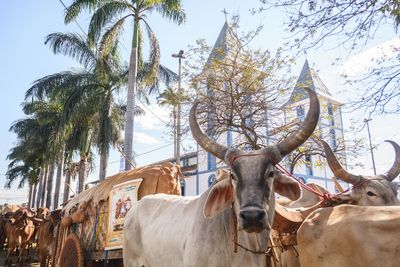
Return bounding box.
[320,140,361,184]
[276,88,320,157]
[189,100,228,160]
[384,140,400,181]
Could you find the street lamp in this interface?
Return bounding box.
[363,118,377,175]
[172,50,185,166]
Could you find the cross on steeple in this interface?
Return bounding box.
[221,8,229,22]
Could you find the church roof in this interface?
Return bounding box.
[206,22,237,64]
[285,60,343,106]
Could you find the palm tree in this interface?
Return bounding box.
[65,0,186,170]
[21,100,66,208]
[39,32,127,182]
[157,87,187,160]
[7,114,49,208]
[28,30,176,181]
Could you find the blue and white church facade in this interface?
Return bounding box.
[175,23,348,196]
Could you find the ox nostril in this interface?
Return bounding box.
[239,209,265,222]
[256,211,265,221]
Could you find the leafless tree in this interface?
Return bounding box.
[182,23,295,149]
[259,0,400,116]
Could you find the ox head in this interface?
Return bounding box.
[190,88,320,233]
[322,140,400,206]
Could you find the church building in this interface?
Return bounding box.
[175,22,348,196]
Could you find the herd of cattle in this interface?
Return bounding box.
[0,206,60,266]
[2,87,400,267]
[123,88,400,267]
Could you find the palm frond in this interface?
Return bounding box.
[98,15,127,57]
[137,62,177,95]
[45,33,97,69]
[155,0,186,25]
[87,0,133,45]
[25,71,94,100]
[65,0,100,24]
[138,19,160,88]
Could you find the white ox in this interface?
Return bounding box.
[271,139,400,267]
[294,139,400,267]
[124,173,299,267]
[123,88,320,267]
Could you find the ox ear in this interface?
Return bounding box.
[203,178,233,219]
[274,173,301,201]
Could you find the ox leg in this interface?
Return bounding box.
[18,243,26,265]
[5,246,13,266]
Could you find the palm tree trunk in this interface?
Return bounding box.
[53,149,65,209]
[35,169,43,208]
[78,154,88,193]
[173,107,177,160]
[27,184,33,209]
[40,166,48,207]
[45,164,55,208]
[123,15,139,171]
[31,183,37,209]
[99,150,108,181]
[63,168,71,204]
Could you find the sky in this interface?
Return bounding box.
[0,0,399,204]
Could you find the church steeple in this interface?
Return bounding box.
[206,22,237,64]
[285,60,342,106]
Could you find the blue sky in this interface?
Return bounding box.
[1,0,399,203]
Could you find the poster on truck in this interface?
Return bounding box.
[105,178,143,250]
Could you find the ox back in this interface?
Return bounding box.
[297,205,400,267]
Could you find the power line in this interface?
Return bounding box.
[57,0,88,37]
[137,99,170,126]
[136,142,173,157]
[107,142,174,165]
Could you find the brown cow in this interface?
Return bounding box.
[37,210,61,267]
[3,208,40,265]
[4,214,23,266]
[0,216,7,250]
[272,183,329,267]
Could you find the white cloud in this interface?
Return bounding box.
[135,103,170,130]
[340,38,400,76]
[133,132,161,145]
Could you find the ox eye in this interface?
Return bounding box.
[230,174,238,181]
[267,171,274,178]
[367,191,376,197]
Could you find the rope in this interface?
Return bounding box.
[228,153,343,201]
[275,163,367,202]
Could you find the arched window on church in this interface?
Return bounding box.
[296,105,305,121]
[180,179,186,196]
[227,128,233,147]
[305,154,313,176]
[208,174,216,187]
[328,104,335,126]
[330,128,337,148]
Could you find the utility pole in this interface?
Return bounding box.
[172,50,185,166]
[364,118,377,175]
